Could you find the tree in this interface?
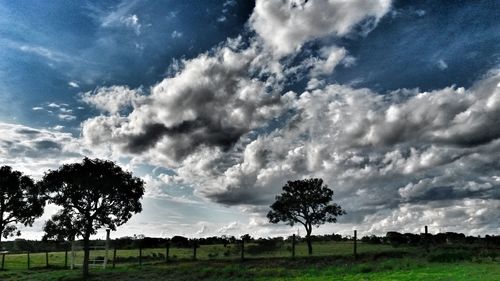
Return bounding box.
[0,166,45,244]
[40,158,144,278]
[267,178,345,255]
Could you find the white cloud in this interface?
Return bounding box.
[171,30,183,39]
[0,122,84,178]
[82,42,294,164]
[81,86,144,115]
[217,221,240,233]
[250,0,392,56]
[160,70,500,235]
[17,45,72,63]
[121,14,142,35]
[437,59,448,70]
[223,0,236,8]
[68,81,80,88]
[306,46,348,77]
[51,125,65,131]
[70,0,500,237]
[58,114,76,121]
[90,0,143,35]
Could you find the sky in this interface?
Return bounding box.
[0,0,499,240]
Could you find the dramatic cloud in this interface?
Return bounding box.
[82,43,295,163]
[77,0,500,235]
[250,0,392,56]
[166,70,500,234]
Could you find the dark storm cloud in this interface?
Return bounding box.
[125,120,246,160]
[205,185,272,206]
[34,140,62,151]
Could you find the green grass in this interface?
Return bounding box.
[0,242,497,280]
[0,242,410,269]
[0,256,498,281]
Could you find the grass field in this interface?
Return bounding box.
[0,242,497,280]
[0,241,415,269]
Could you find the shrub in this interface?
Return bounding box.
[427,250,472,263]
[246,239,284,255]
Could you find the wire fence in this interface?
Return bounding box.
[0,230,498,271]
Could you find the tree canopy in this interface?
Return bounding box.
[0,166,45,242]
[267,178,345,254]
[40,158,144,277]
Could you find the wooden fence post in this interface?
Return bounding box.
[193,241,197,261]
[112,248,117,269]
[353,230,357,260]
[424,225,429,253]
[1,253,5,270]
[27,252,30,270]
[64,249,68,268]
[139,247,142,267]
[104,229,110,269]
[241,239,245,261]
[70,240,75,270]
[46,251,49,268]
[165,241,170,263]
[292,234,296,259]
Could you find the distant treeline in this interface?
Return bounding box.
[377,232,500,247]
[2,232,499,253]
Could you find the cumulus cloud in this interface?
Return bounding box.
[82,43,295,163]
[76,0,500,235]
[161,70,500,234]
[81,86,144,115]
[302,46,351,77]
[250,0,392,56]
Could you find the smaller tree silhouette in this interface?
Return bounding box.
[0,166,45,243]
[40,158,144,278]
[267,178,345,255]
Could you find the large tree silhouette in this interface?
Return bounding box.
[40,158,144,278]
[0,166,45,243]
[267,178,345,255]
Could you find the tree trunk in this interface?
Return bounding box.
[0,226,3,251]
[305,223,313,255]
[82,234,90,279]
[306,235,313,255]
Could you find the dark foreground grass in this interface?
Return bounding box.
[0,253,498,281]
